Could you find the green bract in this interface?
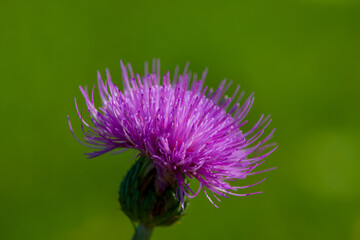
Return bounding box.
[119,156,188,227]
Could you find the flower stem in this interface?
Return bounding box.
[132,224,153,240]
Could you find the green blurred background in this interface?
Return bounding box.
[1,0,360,239]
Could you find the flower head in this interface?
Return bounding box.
[68,59,277,208]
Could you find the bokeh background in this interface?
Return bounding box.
[1,0,360,239]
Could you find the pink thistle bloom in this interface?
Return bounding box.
[68,60,277,208]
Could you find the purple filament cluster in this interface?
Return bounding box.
[68,60,277,208]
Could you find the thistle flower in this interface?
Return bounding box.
[68,60,276,238]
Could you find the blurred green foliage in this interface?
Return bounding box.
[1,0,359,239]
